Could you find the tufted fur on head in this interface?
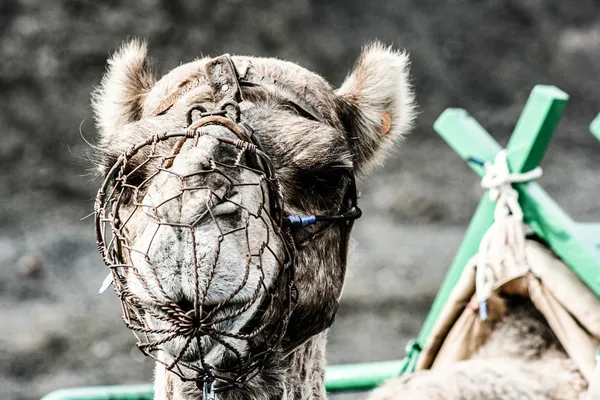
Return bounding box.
[91,39,156,145]
[336,42,416,175]
[91,40,416,175]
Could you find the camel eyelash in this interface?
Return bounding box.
[295,163,351,191]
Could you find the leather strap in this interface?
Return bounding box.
[151,54,326,125]
[204,54,244,103]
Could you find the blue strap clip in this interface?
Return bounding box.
[287,215,317,228]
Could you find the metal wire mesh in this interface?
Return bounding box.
[94,108,297,391]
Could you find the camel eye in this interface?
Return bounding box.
[313,169,346,190]
[295,164,349,196]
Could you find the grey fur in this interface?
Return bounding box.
[92,39,415,400]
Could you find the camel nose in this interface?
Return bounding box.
[170,133,220,175]
[142,130,236,226]
[169,124,242,174]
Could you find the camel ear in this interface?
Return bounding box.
[92,39,156,144]
[336,42,416,175]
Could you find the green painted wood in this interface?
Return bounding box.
[411,84,599,373]
[415,108,504,348]
[40,384,154,400]
[590,113,600,141]
[416,195,496,346]
[324,359,408,392]
[506,85,569,173]
[517,183,600,296]
[574,223,600,250]
[40,361,410,399]
[434,108,503,177]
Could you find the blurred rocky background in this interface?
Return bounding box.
[2,1,600,399]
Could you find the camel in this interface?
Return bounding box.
[91,39,414,400]
[91,40,587,400]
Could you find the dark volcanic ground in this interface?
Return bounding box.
[2,1,600,399]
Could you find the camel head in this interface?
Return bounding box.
[92,39,415,390]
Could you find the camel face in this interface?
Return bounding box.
[113,126,288,367]
[92,40,415,383]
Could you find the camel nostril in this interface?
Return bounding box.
[186,105,208,126]
[198,157,213,171]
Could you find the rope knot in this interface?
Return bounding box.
[474,150,542,321]
[480,150,542,220]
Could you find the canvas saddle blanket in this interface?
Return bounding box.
[414,239,600,388]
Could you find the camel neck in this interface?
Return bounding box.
[155,333,328,400]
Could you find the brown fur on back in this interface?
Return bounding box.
[369,301,587,399]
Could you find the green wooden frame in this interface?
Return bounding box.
[404,84,600,370]
[41,85,600,399]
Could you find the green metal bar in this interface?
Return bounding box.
[325,359,408,392]
[40,361,409,399]
[413,85,571,372]
[518,182,600,297]
[506,85,569,173]
[40,384,154,400]
[589,113,600,141]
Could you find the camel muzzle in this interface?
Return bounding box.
[94,54,362,394]
[94,100,299,392]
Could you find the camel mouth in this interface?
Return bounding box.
[209,192,242,219]
[170,298,243,324]
[171,191,243,227]
[95,116,296,385]
[145,300,254,365]
[145,297,253,326]
[139,183,243,228]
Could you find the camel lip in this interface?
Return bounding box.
[173,300,222,321]
[139,188,241,226]
[145,300,245,328]
[153,310,242,364]
[161,334,219,364]
[210,192,242,217]
[181,191,242,227]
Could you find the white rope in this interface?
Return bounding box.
[475,150,542,320]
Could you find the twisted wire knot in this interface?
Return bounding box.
[234,139,257,154]
[480,150,542,221]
